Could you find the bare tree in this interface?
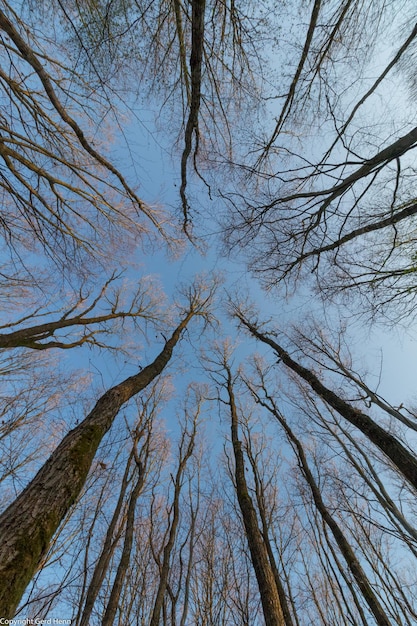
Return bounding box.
[212,346,288,626]
[149,388,201,626]
[30,0,269,232]
[101,422,152,625]
[0,280,214,618]
[76,386,164,626]
[234,308,417,492]
[4,1,417,623]
[246,373,392,626]
[0,273,164,352]
[222,3,417,318]
[0,3,171,273]
[242,422,296,626]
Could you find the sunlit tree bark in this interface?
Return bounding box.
[0,283,213,618]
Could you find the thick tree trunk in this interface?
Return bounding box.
[0,313,193,618]
[226,366,286,626]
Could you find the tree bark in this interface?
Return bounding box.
[0,311,194,618]
[225,365,286,626]
[255,390,392,626]
[238,314,417,492]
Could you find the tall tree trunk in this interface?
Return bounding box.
[180,0,206,230]
[246,441,296,626]
[225,364,286,626]
[77,450,134,626]
[149,419,196,626]
[237,314,417,492]
[0,311,194,618]
[102,458,146,626]
[254,389,392,626]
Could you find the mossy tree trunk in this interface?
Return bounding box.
[0,311,195,618]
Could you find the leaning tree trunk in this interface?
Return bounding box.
[0,312,194,618]
[255,390,392,626]
[237,314,417,493]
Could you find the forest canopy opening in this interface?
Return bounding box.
[1,0,417,624]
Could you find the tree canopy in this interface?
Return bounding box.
[1,0,417,623]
